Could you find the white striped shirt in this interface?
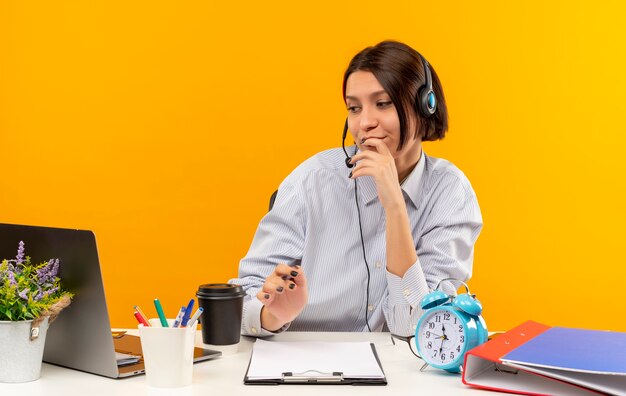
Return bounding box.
[230,146,482,337]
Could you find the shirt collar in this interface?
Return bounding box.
[400,149,426,208]
[358,148,426,207]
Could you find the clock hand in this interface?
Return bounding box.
[437,335,445,358]
[440,323,448,341]
[435,323,448,358]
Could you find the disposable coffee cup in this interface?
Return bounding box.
[138,319,197,388]
[196,283,245,346]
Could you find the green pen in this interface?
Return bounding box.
[153,298,168,327]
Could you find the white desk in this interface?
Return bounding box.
[0,331,489,396]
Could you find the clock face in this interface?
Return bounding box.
[417,309,467,366]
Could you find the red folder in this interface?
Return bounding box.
[461,321,603,396]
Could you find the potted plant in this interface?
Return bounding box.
[0,241,72,383]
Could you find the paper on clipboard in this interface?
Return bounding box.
[246,339,385,381]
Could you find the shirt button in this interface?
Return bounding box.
[251,327,258,335]
[403,289,411,297]
[368,305,374,311]
[375,261,382,268]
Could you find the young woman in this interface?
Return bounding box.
[230,40,482,337]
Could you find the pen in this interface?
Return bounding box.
[153,298,169,327]
[133,305,151,327]
[172,306,187,328]
[180,298,195,327]
[133,311,150,327]
[185,307,203,327]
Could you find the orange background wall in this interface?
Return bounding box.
[1,1,625,331]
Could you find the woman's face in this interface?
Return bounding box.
[345,70,421,162]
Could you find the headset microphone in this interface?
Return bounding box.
[340,51,435,333]
[341,118,354,168]
[340,117,372,332]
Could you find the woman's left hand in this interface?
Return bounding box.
[349,138,404,210]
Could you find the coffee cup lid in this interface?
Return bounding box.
[196,283,246,298]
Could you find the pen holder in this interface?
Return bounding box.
[138,319,197,388]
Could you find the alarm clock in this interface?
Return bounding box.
[414,278,488,373]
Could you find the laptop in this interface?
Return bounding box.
[0,223,221,378]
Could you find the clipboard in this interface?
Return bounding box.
[243,340,387,385]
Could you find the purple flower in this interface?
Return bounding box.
[36,265,49,284]
[43,286,59,298]
[35,286,44,301]
[7,270,17,287]
[51,258,60,278]
[18,288,29,300]
[16,241,25,264]
[36,258,59,285]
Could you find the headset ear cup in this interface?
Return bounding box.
[417,87,436,118]
[417,87,428,117]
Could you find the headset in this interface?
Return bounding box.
[416,53,437,118]
[341,52,437,332]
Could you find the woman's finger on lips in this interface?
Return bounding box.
[362,137,392,156]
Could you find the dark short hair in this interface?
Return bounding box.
[342,41,448,149]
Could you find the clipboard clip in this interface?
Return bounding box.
[282,370,344,383]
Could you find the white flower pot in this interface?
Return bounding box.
[0,316,49,383]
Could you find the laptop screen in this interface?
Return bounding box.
[1,223,221,378]
[0,223,120,378]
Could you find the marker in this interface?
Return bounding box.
[133,305,151,327]
[172,306,187,328]
[133,311,150,327]
[185,307,203,327]
[153,298,168,327]
[180,299,195,327]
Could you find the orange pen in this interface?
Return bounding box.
[133,305,151,326]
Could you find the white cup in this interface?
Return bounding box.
[138,318,197,388]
